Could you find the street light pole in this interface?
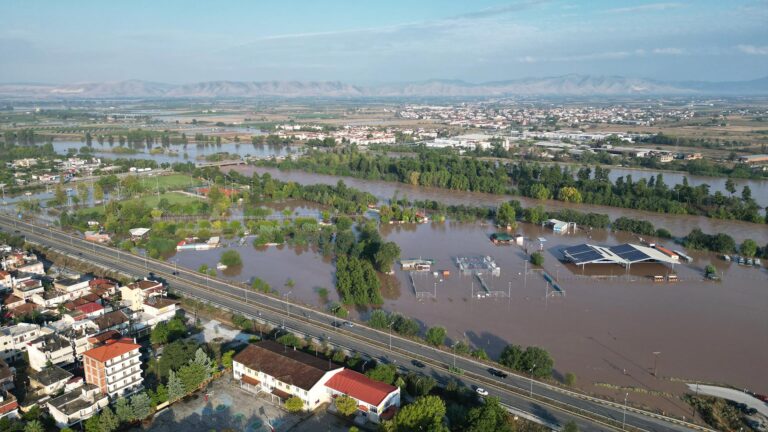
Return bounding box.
[387,321,394,351]
[285,291,292,319]
[622,392,629,430]
[529,364,536,397]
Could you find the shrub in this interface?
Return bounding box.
[285,396,304,413]
[530,252,544,266]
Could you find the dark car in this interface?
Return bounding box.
[488,368,508,378]
[411,359,425,368]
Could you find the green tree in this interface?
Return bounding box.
[565,372,577,387]
[499,344,524,370]
[530,252,544,266]
[150,321,170,345]
[741,239,758,257]
[99,406,119,432]
[374,241,401,273]
[368,310,390,329]
[158,340,198,379]
[115,397,134,423]
[24,420,45,432]
[466,397,511,432]
[93,182,105,203]
[405,373,436,397]
[385,395,448,432]
[335,395,359,416]
[496,202,516,227]
[168,370,185,402]
[725,178,736,196]
[220,249,242,266]
[365,364,397,385]
[131,392,151,420]
[521,346,554,378]
[558,186,583,203]
[425,326,446,346]
[251,277,271,293]
[285,396,304,413]
[84,415,102,432]
[563,420,580,432]
[222,350,235,369]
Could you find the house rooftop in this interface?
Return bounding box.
[325,369,398,407]
[82,339,140,363]
[30,365,73,387]
[92,310,130,331]
[233,341,342,391]
[47,384,104,416]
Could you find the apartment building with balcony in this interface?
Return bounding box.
[0,323,44,363]
[47,384,108,428]
[120,279,164,311]
[83,339,143,399]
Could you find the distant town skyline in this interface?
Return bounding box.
[1,0,766,84]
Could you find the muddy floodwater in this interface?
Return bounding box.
[377,222,767,416]
[171,205,767,418]
[232,166,768,244]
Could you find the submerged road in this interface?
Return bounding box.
[0,212,712,432]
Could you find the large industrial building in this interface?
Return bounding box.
[561,243,679,269]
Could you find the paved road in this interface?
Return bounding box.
[687,384,768,417]
[0,212,711,432]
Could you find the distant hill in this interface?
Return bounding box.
[0,75,766,99]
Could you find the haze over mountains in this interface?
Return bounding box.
[1,75,767,99]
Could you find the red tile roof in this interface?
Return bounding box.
[87,330,121,345]
[324,369,397,407]
[82,339,140,363]
[75,302,104,315]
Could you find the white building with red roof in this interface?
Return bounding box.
[82,339,143,399]
[325,369,400,423]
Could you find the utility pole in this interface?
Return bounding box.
[529,364,536,397]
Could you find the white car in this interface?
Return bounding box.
[476,387,489,396]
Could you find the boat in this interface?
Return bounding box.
[723,255,731,262]
[216,263,228,270]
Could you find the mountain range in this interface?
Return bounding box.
[1,75,767,99]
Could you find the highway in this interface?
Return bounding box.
[0,212,711,432]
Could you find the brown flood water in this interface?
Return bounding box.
[231,166,768,244]
[377,222,767,416]
[173,199,767,418]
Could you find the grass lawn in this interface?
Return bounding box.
[138,173,200,190]
[77,192,203,217]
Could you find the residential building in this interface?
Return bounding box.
[0,390,18,420]
[0,359,13,390]
[92,310,131,334]
[233,341,344,410]
[138,297,178,329]
[325,369,400,423]
[0,323,43,363]
[83,339,143,399]
[84,231,111,243]
[29,366,74,396]
[47,384,108,429]
[28,333,75,371]
[11,277,44,300]
[120,279,164,311]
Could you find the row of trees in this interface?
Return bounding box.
[269,148,766,223]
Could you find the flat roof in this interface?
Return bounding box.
[30,366,73,386]
[562,243,678,266]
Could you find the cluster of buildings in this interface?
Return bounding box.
[396,103,688,128]
[0,244,177,427]
[6,156,103,187]
[275,125,398,146]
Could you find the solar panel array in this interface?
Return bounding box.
[609,244,650,263]
[561,244,604,264]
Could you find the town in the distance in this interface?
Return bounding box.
[1,2,767,432]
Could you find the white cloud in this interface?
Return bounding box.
[737,44,768,55]
[653,47,684,55]
[606,2,683,14]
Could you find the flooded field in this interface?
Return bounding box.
[52,140,298,164]
[232,166,768,244]
[376,221,767,415]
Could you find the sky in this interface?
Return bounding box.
[0,0,766,84]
